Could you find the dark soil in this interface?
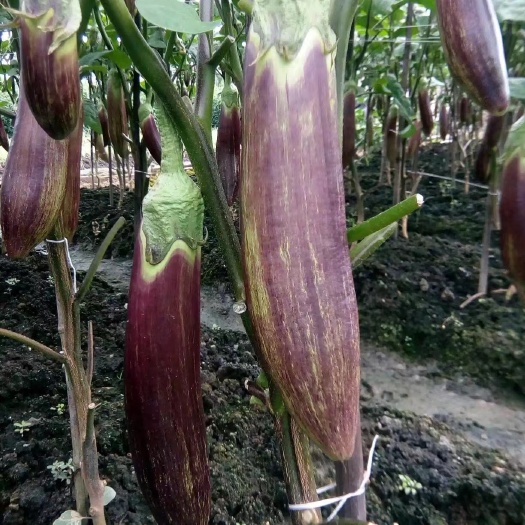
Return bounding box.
[75,144,525,393]
[1,144,524,524]
[1,253,525,524]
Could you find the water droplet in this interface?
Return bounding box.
[232,301,246,314]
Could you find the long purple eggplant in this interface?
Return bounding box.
[216,82,241,206]
[16,0,81,139]
[500,152,525,302]
[1,83,67,257]
[139,103,161,164]
[125,102,210,525]
[241,5,360,461]
[436,0,509,115]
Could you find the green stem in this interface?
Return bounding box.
[79,0,95,37]
[347,194,423,243]
[221,0,244,98]
[0,328,67,364]
[209,35,236,68]
[350,223,397,269]
[100,0,245,302]
[164,31,177,65]
[329,0,360,130]
[76,217,127,303]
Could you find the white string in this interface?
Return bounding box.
[46,238,77,293]
[289,435,380,522]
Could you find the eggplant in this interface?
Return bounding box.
[436,0,509,115]
[125,101,210,524]
[439,103,448,140]
[241,4,360,460]
[500,153,525,301]
[216,82,241,206]
[1,82,68,257]
[342,87,356,168]
[107,69,128,158]
[139,103,161,164]
[418,87,434,136]
[16,0,81,139]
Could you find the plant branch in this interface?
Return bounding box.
[99,0,245,303]
[209,35,235,68]
[76,217,126,303]
[350,223,397,268]
[347,194,423,243]
[221,0,244,97]
[0,328,67,364]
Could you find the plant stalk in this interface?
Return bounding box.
[100,0,245,303]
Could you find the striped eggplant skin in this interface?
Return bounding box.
[61,105,83,241]
[499,154,525,302]
[0,85,67,258]
[216,87,241,206]
[241,18,360,460]
[439,104,448,141]
[0,118,9,151]
[98,105,111,147]
[95,132,109,162]
[125,100,210,525]
[418,89,434,136]
[342,89,356,168]
[107,69,128,158]
[18,1,81,140]
[139,104,161,164]
[436,0,509,115]
[125,233,210,525]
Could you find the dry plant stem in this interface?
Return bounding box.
[47,235,106,525]
[275,409,321,525]
[335,412,365,520]
[478,160,498,295]
[0,328,66,364]
[87,321,94,387]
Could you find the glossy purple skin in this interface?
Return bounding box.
[141,115,162,164]
[500,155,525,298]
[216,104,241,206]
[0,86,68,258]
[436,0,509,114]
[19,12,80,140]
[125,234,210,525]
[241,33,360,460]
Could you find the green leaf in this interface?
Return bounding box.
[509,78,525,100]
[373,75,414,121]
[53,510,84,525]
[136,0,220,34]
[79,49,132,69]
[492,0,525,22]
[103,485,117,506]
[83,98,102,134]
